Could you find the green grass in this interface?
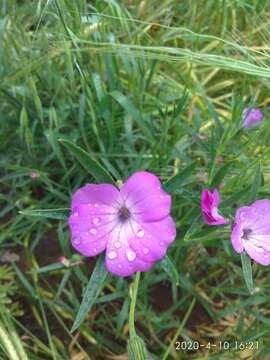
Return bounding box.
[1,0,270,359]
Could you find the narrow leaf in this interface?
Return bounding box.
[250,162,261,203]
[241,252,254,294]
[164,163,196,193]
[59,139,115,184]
[110,91,154,141]
[13,263,37,299]
[161,256,179,286]
[19,208,69,220]
[71,256,108,332]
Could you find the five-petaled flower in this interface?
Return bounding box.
[201,189,229,226]
[68,172,176,277]
[242,108,263,128]
[231,199,270,265]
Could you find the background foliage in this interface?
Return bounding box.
[1,0,270,359]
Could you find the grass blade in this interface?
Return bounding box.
[71,256,108,333]
[241,252,254,295]
[19,208,69,220]
[164,163,196,193]
[59,139,115,184]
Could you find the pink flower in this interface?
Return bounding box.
[242,108,263,128]
[231,200,270,265]
[68,171,176,277]
[201,189,229,226]
[30,171,40,179]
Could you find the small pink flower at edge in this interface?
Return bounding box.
[201,189,229,226]
[30,171,40,179]
[231,199,270,266]
[68,171,176,277]
[242,108,263,128]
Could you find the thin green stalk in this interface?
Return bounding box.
[162,298,196,360]
[128,272,141,338]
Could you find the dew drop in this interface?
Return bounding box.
[137,229,145,238]
[93,217,101,225]
[160,241,165,246]
[108,251,118,260]
[87,203,92,206]
[148,234,152,239]
[73,237,81,245]
[264,254,269,258]
[73,212,79,217]
[160,194,164,199]
[126,248,136,262]
[94,203,99,208]
[143,248,149,255]
[89,228,97,235]
[114,241,121,248]
[240,212,245,219]
[255,246,264,253]
[94,247,97,253]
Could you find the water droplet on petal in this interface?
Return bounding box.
[73,237,81,245]
[255,247,264,253]
[126,248,136,261]
[74,212,79,217]
[143,248,149,254]
[264,254,269,258]
[148,234,152,239]
[108,251,118,260]
[89,228,97,235]
[240,212,245,219]
[93,217,101,225]
[137,229,144,238]
[94,203,99,208]
[160,241,165,246]
[94,247,97,253]
[160,194,164,199]
[87,203,92,206]
[114,242,121,248]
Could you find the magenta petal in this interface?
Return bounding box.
[105,224,154,277]
[242,108,263,128]
[71,184,120,210]
[231,222,244,253]
[68,204,118,256]
[201,188,229,226]
[128,216,176,264]
[121,171,171,222]
[243,241,270,266]
[231,200,270,265]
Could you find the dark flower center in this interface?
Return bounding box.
[118,206,130,222]
[242,228,252,240]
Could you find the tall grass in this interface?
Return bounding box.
[1,0,270,359]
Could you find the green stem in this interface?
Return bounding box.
[129,271,141,338]
[162,297,196,360]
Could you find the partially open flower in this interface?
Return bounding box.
[201,189,229,226]
[231,199,270,265]
[68,171,176,277]
[242,108,263,128]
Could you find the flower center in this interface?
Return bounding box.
[118,206,130,222]
[242,228,252,240]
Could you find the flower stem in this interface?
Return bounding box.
[129,271,141,338]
